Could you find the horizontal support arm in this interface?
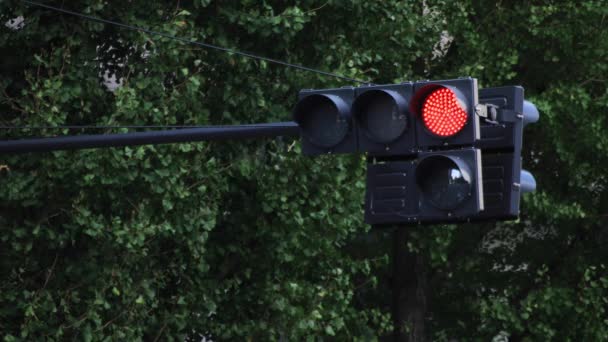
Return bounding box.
[0,122,300,154]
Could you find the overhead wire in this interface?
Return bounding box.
[11,1,370,133]
[20,0,371,84]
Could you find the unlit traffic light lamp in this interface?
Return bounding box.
[353,83,415,156]
[293,87,356,155]
[293,77,537,224]
[416,149,483,213]
[354,90,408,143]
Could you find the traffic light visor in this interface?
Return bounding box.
[416,155,472,210]
[353,89,408,144]
[293,94,350,148]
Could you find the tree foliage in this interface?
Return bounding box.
[1,0,607,340]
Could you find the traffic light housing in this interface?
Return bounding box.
[293,77,537,225]
[474,86,538,220]
[363,78,485,224]
[364,147,484,224]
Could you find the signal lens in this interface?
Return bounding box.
[416,155,472,210]
[422,88,468,137]
[294,95,349,148]
[353,90,408,144]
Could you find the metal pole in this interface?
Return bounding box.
[0,122,300,154]
[392,227,428,342]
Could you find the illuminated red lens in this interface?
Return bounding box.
[421,88,468,137]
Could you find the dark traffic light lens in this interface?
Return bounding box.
[421,87,468,137]
[294,95,349,148]
[354,90,408,144]
[416,155,472,210]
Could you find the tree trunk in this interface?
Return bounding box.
[392,227,428,342]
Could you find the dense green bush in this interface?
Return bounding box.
[1,0,607,340]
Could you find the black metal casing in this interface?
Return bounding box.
[293,79,536,225]
[364,148,484,224]
[474,86,526,220]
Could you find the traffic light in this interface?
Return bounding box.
[364,78,484,224]
[293,77,537,225]
[474,86,538,220]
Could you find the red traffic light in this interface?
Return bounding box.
[421,87,468,137]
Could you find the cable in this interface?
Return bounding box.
[21,0,372,84]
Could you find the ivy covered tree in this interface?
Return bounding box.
[1,0,607,340]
